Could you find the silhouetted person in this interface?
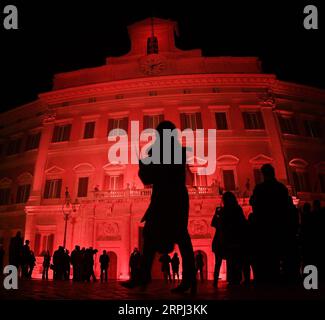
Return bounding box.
[0,244,4,274]
[9,231,23,271]
[122,121,196,294]
[63,249,71,280]
[71,245,82,281]
[218,192,248,285]
[21,240,31,278]
[159,253,172,283]
[28,251,36,279]
[281,196,300,283]
[53,246,65,280]
[250,164,291,284]
[129,248,141,283]
[211,207,225,287]
[42,250,51,280]
[99,250,110,283]
[195,251,204,283]
[171,253,180,283]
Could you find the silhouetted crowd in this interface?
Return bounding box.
[211,164,325,287]
[1,163,324,290]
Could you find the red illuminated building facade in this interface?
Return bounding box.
[0,18,324,279]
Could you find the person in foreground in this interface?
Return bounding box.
[121,121,197,294]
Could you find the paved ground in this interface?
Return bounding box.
[0,279,324,300]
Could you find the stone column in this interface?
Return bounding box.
[28,110,56,205]
[261,104,288,183]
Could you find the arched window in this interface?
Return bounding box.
[289,159,310,192]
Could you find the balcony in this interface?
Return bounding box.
[81,186,219,203]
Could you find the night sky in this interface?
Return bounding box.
[0,0,324,113]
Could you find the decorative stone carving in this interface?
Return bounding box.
[189,219,211,239]
[42,107,56,124]
[96,222,121,241]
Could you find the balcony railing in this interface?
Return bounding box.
[86,186,218,202]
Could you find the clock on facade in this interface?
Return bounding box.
[139,54,167,75]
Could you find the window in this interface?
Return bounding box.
[147,36,159,54]
[223,170,236,191]
[253,168,263,185]
[0,188,10,205]
[83,121,95,139]
[180,113,203,130]
[43,179,62,199]
[77,177,89,197]
[319,173,325,193]
[278,115,298,135]
[304,120,321,138]
[105,175,124,190]
[25,132,41,151]
[143,114,164,130]
[107,117,128,135]
[242,112,265,130]
[16,184,31,203]
[52,124,71,142]
[7,139,22,155]
[34,233,54,256]
[292,171,311,192]
[215,112,228,130]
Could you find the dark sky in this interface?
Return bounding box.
[0,0,324,113]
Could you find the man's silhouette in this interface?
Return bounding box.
[71,245,82,281]
[122,121,196,293]
[171,252,180,283]
[99,250,110,283]
[159,253,172,283]
[129,248,141,283]
[195,251,205,283]
[9,231,23,270]
[250,164,291,283]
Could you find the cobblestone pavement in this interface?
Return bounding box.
[0,279,324,300]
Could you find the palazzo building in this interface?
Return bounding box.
[0,18,324,280]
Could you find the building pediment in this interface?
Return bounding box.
[0,177,12,187]
[45,165,65,175]
[217,155,239,165]
[73,163,95,173]
[249,154,273,165]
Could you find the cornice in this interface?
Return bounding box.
[39,74,277,104]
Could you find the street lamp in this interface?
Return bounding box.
[62,188,80,248]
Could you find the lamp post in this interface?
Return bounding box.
[62,188,80,248]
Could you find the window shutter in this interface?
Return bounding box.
[108,119,114,135]
[257,112,265,129]
[242,113,249,129]
[63,125,71,141]
[143,115,150,130]
[34,233,41,256]
[117,175,124,190]
[78,177,89,197]
[253,168,263,185]
[195,113,203,129]
[44,180,50,199]
[122,117,129,133]
[52,126,59,142]
[180,113,186,130]
[55,179,62,198]
[223,170,235,191]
